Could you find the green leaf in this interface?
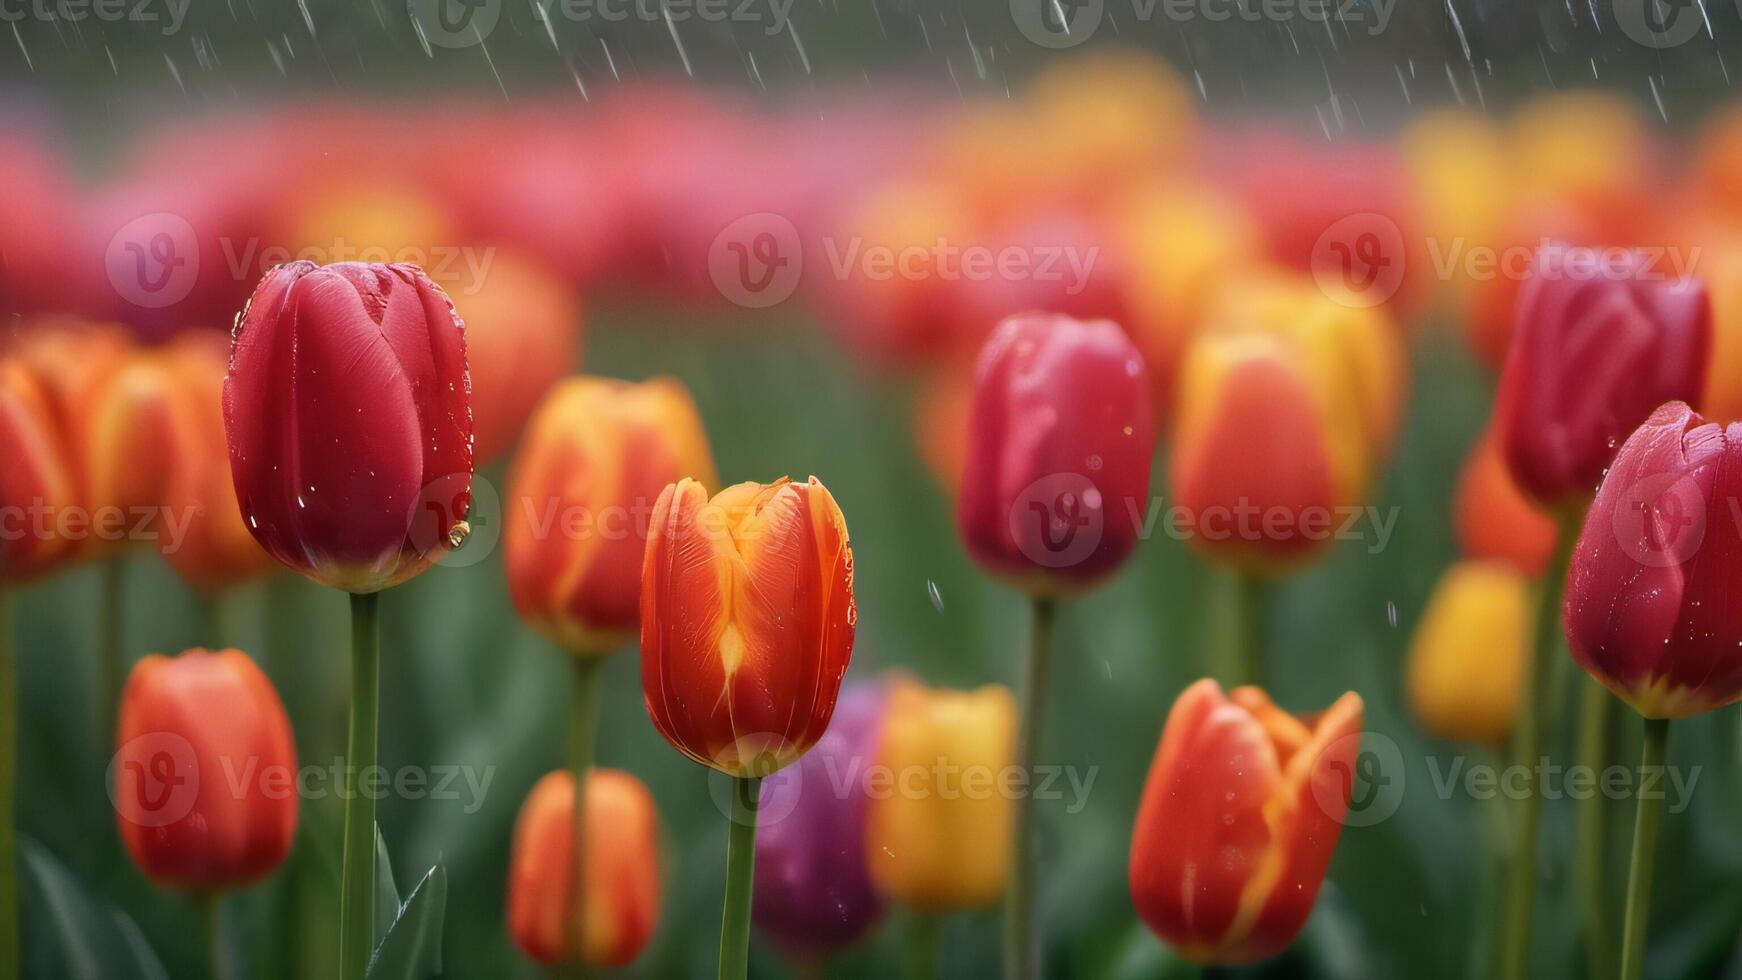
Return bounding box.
[19,838,167,980]
[372,824,400,949]
[365,862,447,980]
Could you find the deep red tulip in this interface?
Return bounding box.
[1493,244,1710,512]
[955,312,1155,594]
[223,261,473,594]
[1130,679,1364,965]
[114,648,298,891]
[1565,401,1742,718]
[640,476,855,776]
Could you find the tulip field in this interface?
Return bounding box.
[8,9,1742,980]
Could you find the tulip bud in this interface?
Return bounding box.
[1407,562,1529,745]
[223,261,474,594]
[506,768,661,968]
[1565,401,1742,718]
[114,648,298,891]
[0,358,77,583]
[753,685,887,954]
[451,253,583,464]
[640,476,855,776]
[863,679,1016,911]
[1493,245,1710,512]
[506,376,716,656]
[78,351,196,551]
[1452,426,1556,577]
[1130,679,1363,965]
[160,334,274,592]
[956,313,1156,594]
[1170,273,1403,572]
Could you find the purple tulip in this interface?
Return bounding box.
[753,684,887,955]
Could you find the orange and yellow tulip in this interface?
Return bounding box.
[863,678,1016,911]
[76,348,197,554]
[1407,561,1528,745]
[640,476,855,776]
[0,357,77,583]
[506,769,661,968]
[506,376,715,656]
[1130,679,1364,965]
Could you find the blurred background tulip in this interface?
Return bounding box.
[0,358,76,585]
[506,768,661,968]
[864,679,1015,913]
[1408,561,1528,746]
[1452,426,1557,579]
[113,648,297,892]
[1130,680,1363,966]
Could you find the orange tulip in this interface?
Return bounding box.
[456,253,583,464]
[506,769,661,968]
[76,348,197,555]
[1697,242,1742,423]
[1452,426,1555,578]
[640,476,855,776]
[5,318,132,452]
[159,333,273,592]
[1170,272,1403,572]
[506,376,716,656]
[0,357,77,583]
[1407,561,1529,745]
[1130,679,1363,965]
[114,648,298,891]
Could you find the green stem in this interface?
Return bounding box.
[339,591,381,980]
[568,656,602,955]
[718,775,762,980]
[202,892,229,980]
[100,557,124,746]
[1005,597,1056,980]
[1498,522,1577,980]
[1573,677,1618,978]
[905,911,940,980]
[1619,717,1669,980]
[0,590,16,980]
[1236,573,1269,689]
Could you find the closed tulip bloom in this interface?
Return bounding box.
[1493,245,1710,512]
[956,313,1156,594]
[1170,273,1403,572]
[1408,562,1529,745]
[506,376,716,655]
[78,351,195,538]
[114,648,298,891]
[0,358,77,583]
[507,769,661,968]
[1130,680,1364,965]
[863,679,1016,911]
[453,253,583,464]
[1565,402,1742,718]
[224,261,473,594]
[640,476,855,776]
[1452,426,1556,578]
[753,685,887,954]
[160,334,273,591]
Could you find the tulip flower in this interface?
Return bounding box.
[506,376,716,657]
[864,679,1016,912]
[1559,401,1742,980]
[455,253,583,464]
[1493,244,1710,514]
[506,769,661,969]
[1129,679,1364,966]
[1453,426,1556,578]
[639,474,855,979]
[114,648,297,891]
[224,260,473,980]
[754,685,887,957]
[78,351,198,551]
[1407,562,1528,746]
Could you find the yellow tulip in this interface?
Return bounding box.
[1407,561,1529,745]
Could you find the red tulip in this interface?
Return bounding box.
[223,261,473,594]
[1493,244,1710,512]
[114,648,298,891]
[640,476,855,776]
[1130,679,1364,965]
[1565,401,1742,718]
[0,357,77,583]
[956,312,1155,594]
